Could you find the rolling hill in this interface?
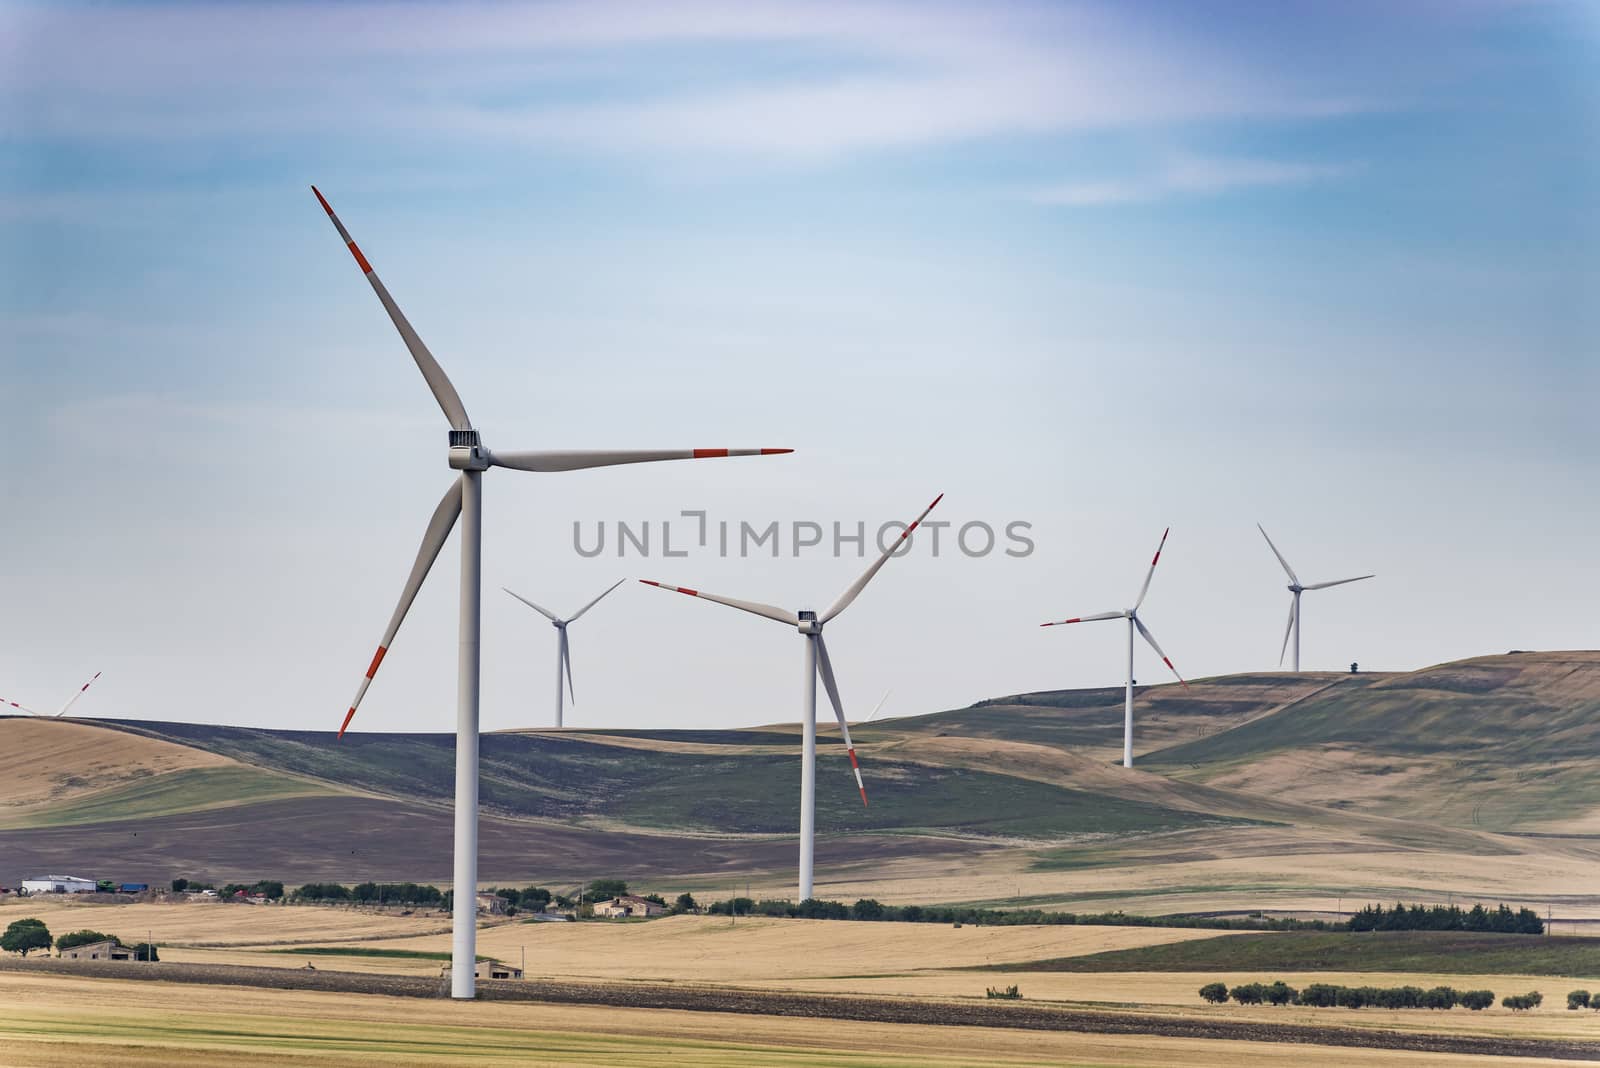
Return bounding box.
[1,651,1597,914]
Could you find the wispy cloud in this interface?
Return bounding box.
[1029,155,1358,206]
[0,1,1379,161]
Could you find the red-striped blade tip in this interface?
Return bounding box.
[761,448,793,455]
[311,185,333,215]
[929,493,944,510]
[337,707,357,739]
[858,786,869,807]
[640,580,696,596]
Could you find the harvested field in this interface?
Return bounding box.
[0,898,453,947]
[1,962,1594,1064]
[0,795,991,886]
[0,718,232,821]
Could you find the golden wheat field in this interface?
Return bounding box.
[0,972,1581,1068]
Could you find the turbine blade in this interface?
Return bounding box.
[568,578,625,622]
[340,478,463,737]
[822,493,942,623]
[560,629,576,704]
[1040,611,1123,627]
[503,587,561,622]
[638,581,796,626]
[1304,574,1375,591]
[1278,597,1297,667]
[1134,617,1187,689]
[1257,524,1300,585]
[490,448,792,472]
[311,187,472,431]
[1133,527,1170,611]
[815,635,868,807]
[2,695,44,716]
[55,671,101,717]
[864,688,892,724]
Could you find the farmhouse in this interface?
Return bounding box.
[58,940,134,962]
[597,894,668,918]
[21,875,95,894]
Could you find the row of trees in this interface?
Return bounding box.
[1346,902,1543,934]
[292,882,445,906]
[1,920,157,960]
[1200,981,1497,1010]
[700,897,1331,930]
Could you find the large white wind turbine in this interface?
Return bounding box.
[503,579,623,728]
[2,671,101,718]
[642,494,941,901]
[1041,528,1187,768]
[1257,524,1374,672]
[313,187,790,999]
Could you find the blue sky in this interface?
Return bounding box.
[1,1,1595,732]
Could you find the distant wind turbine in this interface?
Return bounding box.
[1257,524,1373,672]
[642,494,941,901]
[1,671,101,718]
[1041,528,1187,768]
[503,579,624,728]
[313,185,790,999]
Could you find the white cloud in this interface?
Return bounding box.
[1030,156,1358,206]
[0,1,1376,160]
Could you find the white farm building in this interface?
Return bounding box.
[21,875,95,894]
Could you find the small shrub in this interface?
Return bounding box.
[986,985,1021,1000]
[1567,990,1591,1010]
[1199,982,1229,1004]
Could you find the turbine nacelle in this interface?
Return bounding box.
[797,610,822,635]
[448,430,490,471]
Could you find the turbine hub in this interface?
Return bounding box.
[448,429,490,471]
[1289,584,1302,593]
[797,609,821,636]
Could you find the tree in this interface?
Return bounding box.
[171,878,189,893]
[1423,986,1460,1010]
[2,918,52,957]
[1265,981,1298,1006]
[1567,990,1591,1010]
[851,899,885,921]
[1229,983,1265,1005]
[583,879,628,903]
[56,930,118,951]
[1459,990,1495,1011]
[673,893,698,915]
[132,943,159,962]
[1199,982,1229,1004]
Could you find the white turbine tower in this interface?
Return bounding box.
[503,579,624,728]
[1257,524,1374,672]
[313,187,790,999]
[2,671,101,718]
[1041,528,1187,768]
[642,494,941,901]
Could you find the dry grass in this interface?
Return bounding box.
[0,898,453,947]
[0,972,1578,1068]
[0,718,231,818]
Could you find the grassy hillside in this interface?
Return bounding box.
[95,720,1236,838]
[1002,930,1600,977]
[1141,652,1600,830]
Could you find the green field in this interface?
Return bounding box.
[0,766,330,829]
[1002,931,1600,977]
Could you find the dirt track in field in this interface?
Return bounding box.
[3,958,1594,1061]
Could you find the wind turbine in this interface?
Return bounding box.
[313,186,790,999]
[2,671,101,718]
[503,579,623,728]
[1041,528,1186,768]
[642,494,941,901]
[1257,524,1373,672]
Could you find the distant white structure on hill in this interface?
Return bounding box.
[597,894,668,918]
[21,875,95,894]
